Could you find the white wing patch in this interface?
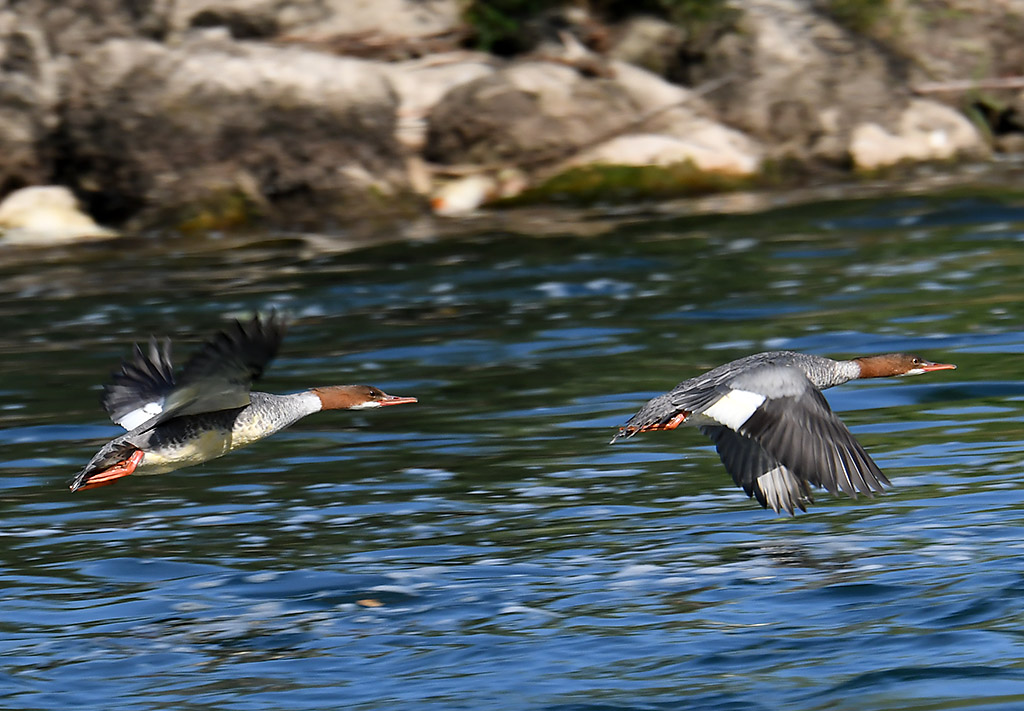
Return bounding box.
[757,465,801,514]
[117,401,164,430]
[703,389,766,431]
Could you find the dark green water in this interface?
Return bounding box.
[2,194,1023,710]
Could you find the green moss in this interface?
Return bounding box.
[460,0,738,54]
[175,189,265,233]
[644,0,738,27]
[819,0,892,34]
[460,0,553,54]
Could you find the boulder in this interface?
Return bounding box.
[288,0,461,40]
[0,12,62,192]
[6,0,168,51]
[698,0,909,162]
[0,185,117,245]
[890,0,1024,86]
[424,58,760,181]
[63,38,410,227]
[850,99,988,170]
[382,53,497,151]
[167,0,308,39]
[425,61,641,166]
[608,15,686,78]
[168,0,462,45]
[568,127,761,176]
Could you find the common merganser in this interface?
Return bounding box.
[611,351,956,514]
[70,314,416,492]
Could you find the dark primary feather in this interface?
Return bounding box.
[178,314,285,392]
[102,337,175,427]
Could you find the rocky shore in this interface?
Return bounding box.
[0,0,1019,234]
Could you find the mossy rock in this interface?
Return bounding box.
[174,190,266,233]
[506,162,758,205]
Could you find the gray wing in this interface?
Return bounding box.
[101,313,286,433]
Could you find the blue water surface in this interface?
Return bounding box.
[1,193,1022,710]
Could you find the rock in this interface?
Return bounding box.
[291,0,461,40]
[888,1,1024,87]
[608,15,686,77]
[603,60,719,139]
[886,2,1024,151]
[568,126,762,176]
[608,60,706,119]
[63,38,410,227]
[168,0,304,39]
[424,58,758,181]
[0,186,117,245]
[425,61,641,166]
[7,0,168,53]
[382,53,497,151]
[850,99,988,169]
[697,0,909,162]
[0,12,63,192]
[168,0,462,43]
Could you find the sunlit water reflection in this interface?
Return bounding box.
[2,193,1024,709]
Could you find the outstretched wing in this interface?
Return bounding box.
[101,313,286,433]
[708,365,890,506]
[175,312,285,400]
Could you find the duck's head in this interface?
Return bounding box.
[311,385,418,410]
[854,353,957,378]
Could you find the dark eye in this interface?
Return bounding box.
[912,357,921,365]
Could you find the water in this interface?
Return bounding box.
[1,193,1023,710]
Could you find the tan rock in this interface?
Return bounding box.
[168,0,461,40]
[699,0,906,160]
[568,126,762,176]
[430,170,527,216]
[425,60,639,166]
[850,99,987,169]
[609,16,686,76]
[65,38,409,226]
[383,54,496,150]
[0,186,117,245]
[0,12,63,190]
